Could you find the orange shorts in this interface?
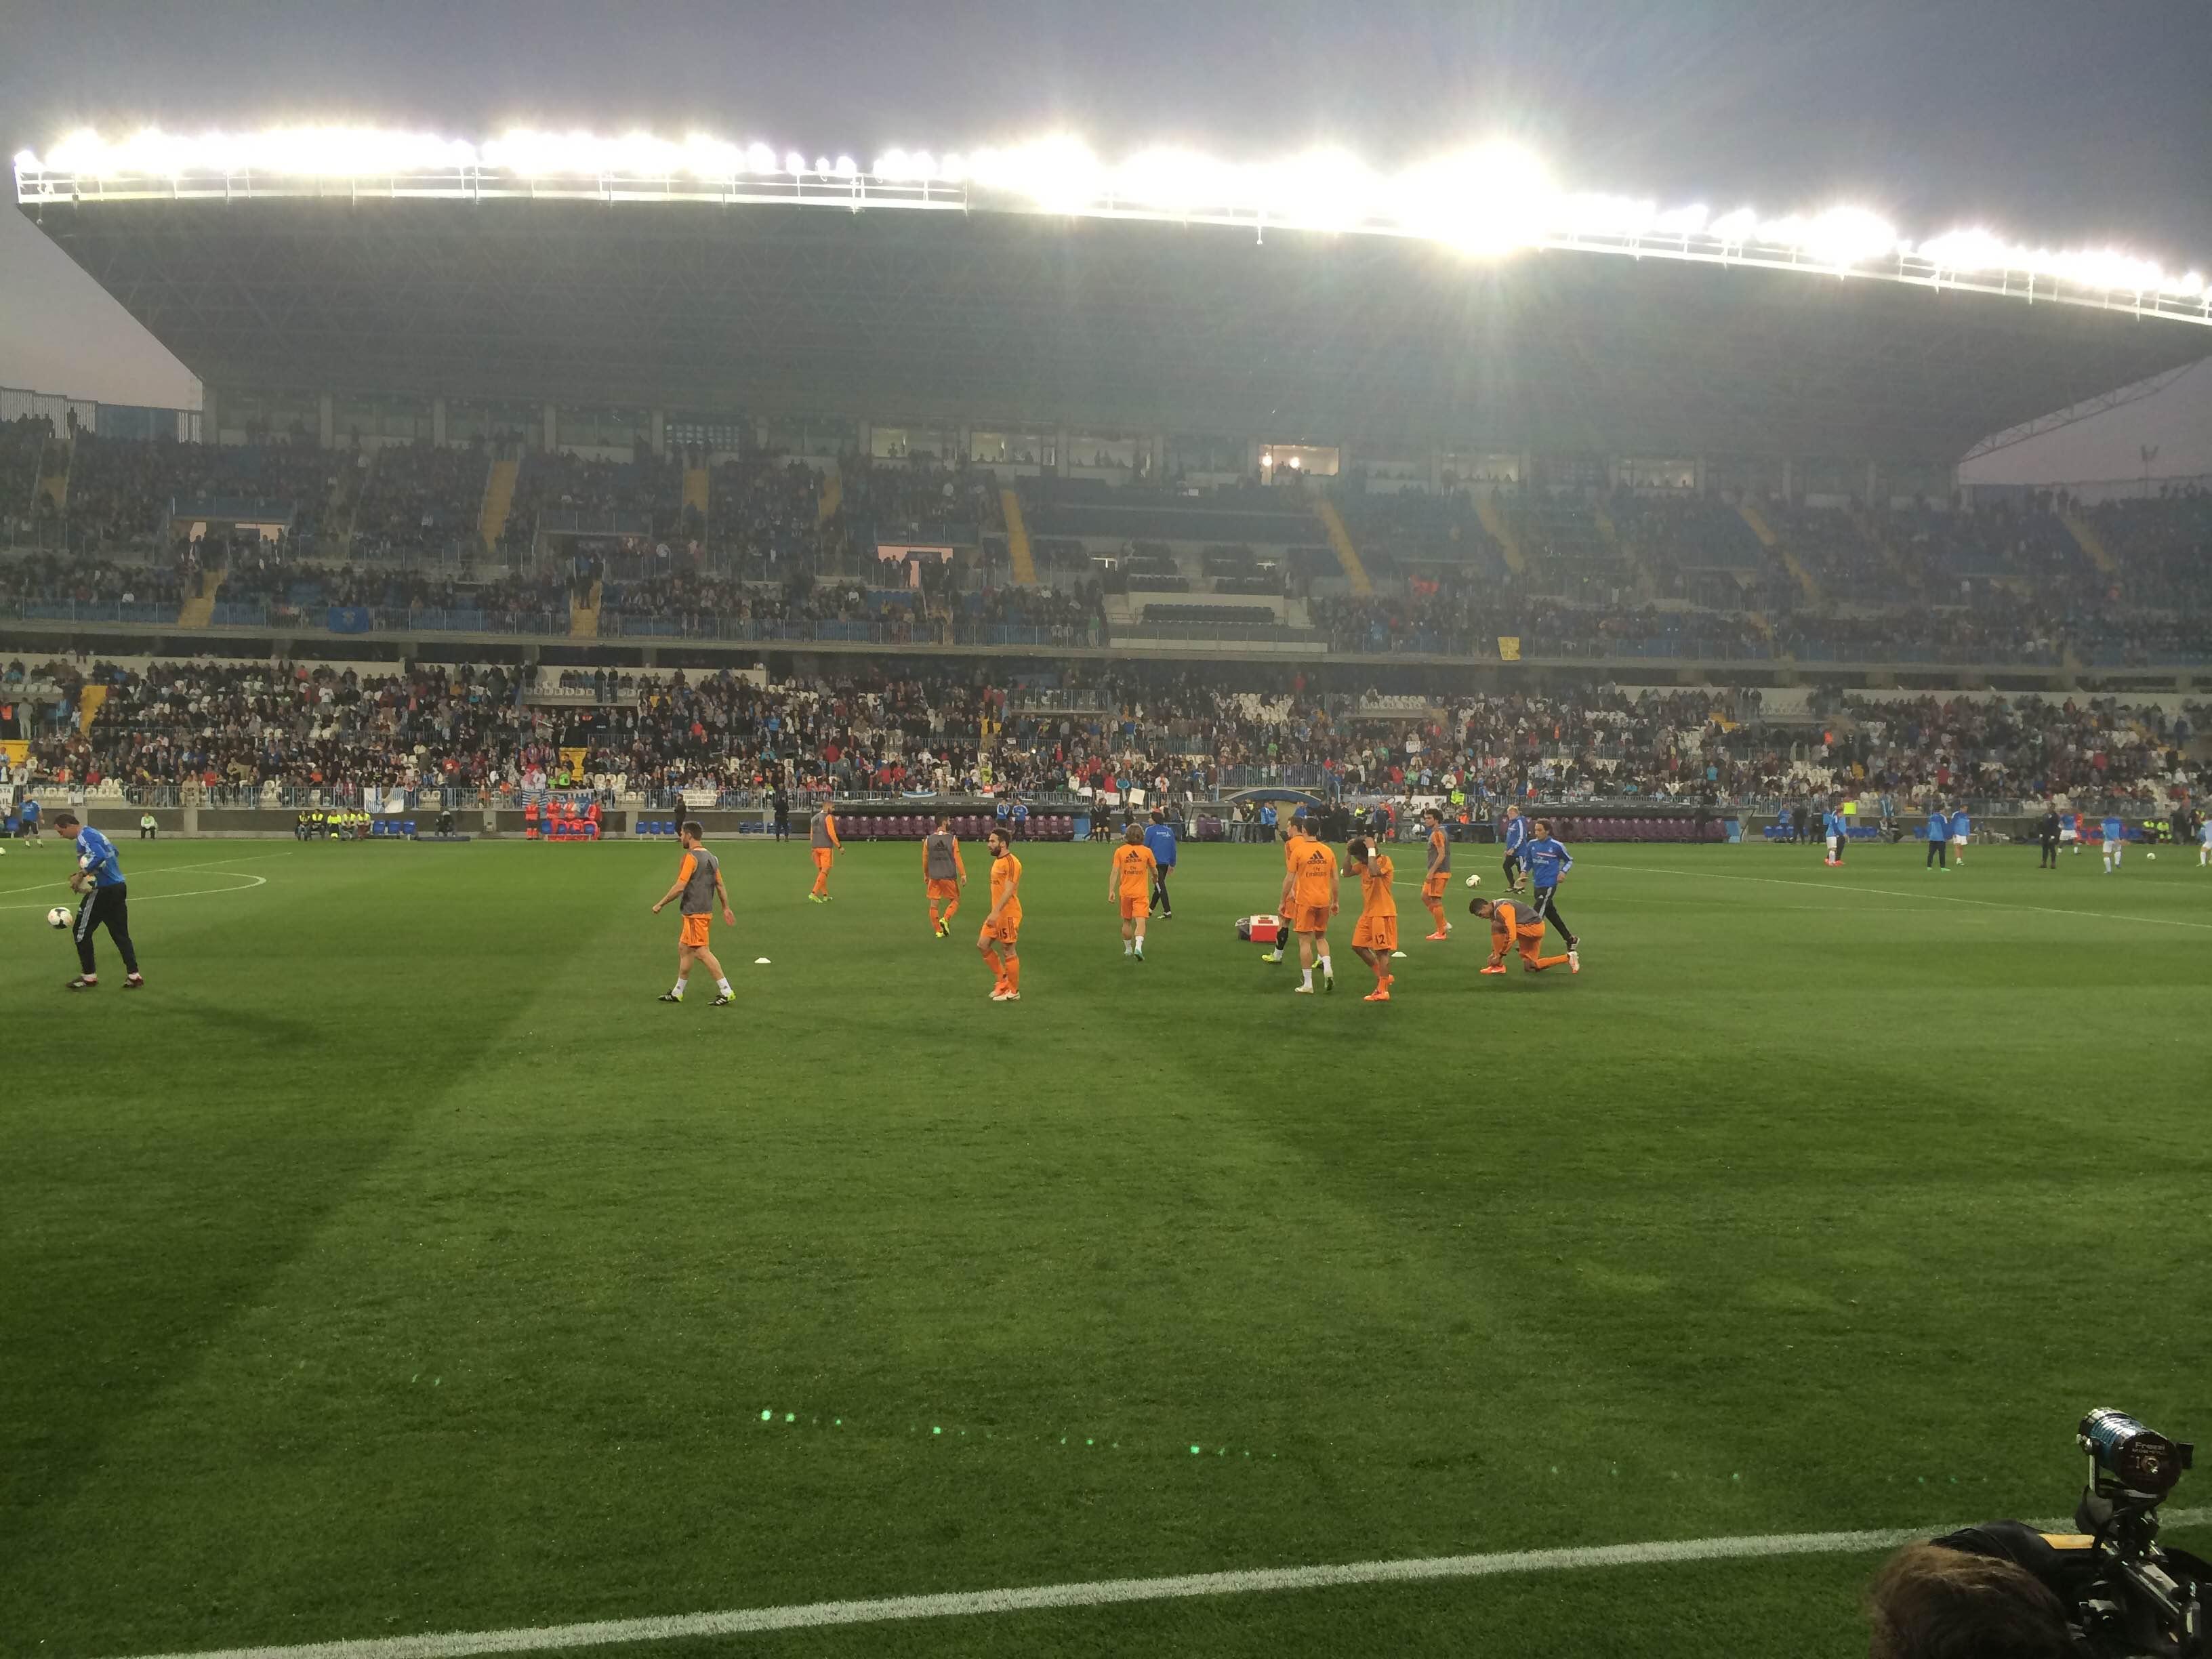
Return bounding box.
[1422,873,1449,899]
[813,848,834,870]
[926,878,960,900]
[1294,903,1332,935]
[679,913,712,949]
[1353,914,1397,951]
[983,914,1021,947]
[1119,893,1148,920]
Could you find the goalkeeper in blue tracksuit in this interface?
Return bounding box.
[1143,810,1178,918]
[1521,821,1579,950]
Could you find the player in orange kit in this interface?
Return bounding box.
[1277,814,1339,994]
[1470,895,1579,977]
[979,827,1024,1001]
[807,802,842,901]
[922,815,966,936]
[1419,806,1453,940]
[1107,823,1159,961]
[1347,836,1399,1000]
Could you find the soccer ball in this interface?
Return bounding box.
[2146,852,2156,861]
[46,906,70,929]
[1463,872,1482,888]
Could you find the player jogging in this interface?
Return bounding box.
[2102,812,2127,873]
[1347,836,1399,1000]
[1500,804,1530,892]
[1521,819,1579,950]
[979,827,1023,1001]
[52,810,142,991]
[1471,895,1578,977]
[1279,819,1339,994]
[1109,823,1158,960]
[651,820,736,1004]
[1950,806,1970,867]
[1925,805,1951,869]
[1419,807,1452,939]
[1143,808,1178,919]
[807,802,842,901]
[923,815,966,936]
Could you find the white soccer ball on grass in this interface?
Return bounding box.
[1463,872,1482,888]
[47,906,70,928]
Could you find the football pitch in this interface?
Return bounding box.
[5,834,2209,1658]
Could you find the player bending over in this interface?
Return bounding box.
[1420,808,1452,940]
[1259,818,1303,963]
[1109,823,1158,960]
[1279,817,1339,994]
[52,810,142,991]
[923,816,966,936]
[1471,895,1578,977]
[651,821,737,1004]
[1347,837,1399,1001]
[979,828,1024,1001]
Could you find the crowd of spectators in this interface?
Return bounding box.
[14,652,2200,823]
[350,441,491,562]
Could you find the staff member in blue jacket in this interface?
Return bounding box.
[52,809,144,991]
[1143,808,1179,919]
[1500,804,1530,893]
[1925,805,1951,870]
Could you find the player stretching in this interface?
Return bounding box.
[1280,819,1339,994]
[52,810,143,991]
[2103,812,2127,873]
[651,821,736,1004]
[1500,804,1530,893]
[979,827,1023,1001]
[1419,807,1452,939]
[1347,837,1399,1000]
[1471,895,1578,977]
[1823,800,1846,867]
[1521,819,1580,951]
[1109,823,1158,960]
[924,816,966,937]
[807,802,842,901]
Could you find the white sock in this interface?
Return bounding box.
[674,977,688,995]
[717,978,732,995]
[1134,938,1143,954]
[1300,968,1313,988]
[1319,955,1332,976]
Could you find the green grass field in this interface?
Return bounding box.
[4,833,2209,1658]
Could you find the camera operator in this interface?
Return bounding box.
[1868,1411,2205,1659]
[1868,1532,2082,1657]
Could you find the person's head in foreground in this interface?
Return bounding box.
[1865,1541,2072,1659]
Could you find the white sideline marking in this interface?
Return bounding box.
[102,1509,2212,1659]
[1,874,268,912]
[1603,861,2212,932]
[0,851,292,899]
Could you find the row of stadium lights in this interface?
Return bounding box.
[13,125,2207,300]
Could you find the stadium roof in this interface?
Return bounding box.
[18,140,2212,464]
